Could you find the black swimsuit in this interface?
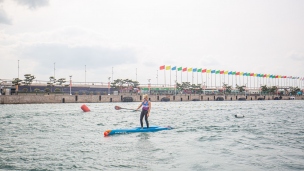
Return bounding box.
[140,100,149,128]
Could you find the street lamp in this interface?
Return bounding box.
[69,75,72,95]
[245,83,247,96]
[18,60,19,79]
[148,79,151,94]
[174,80,177,96]
[108,77,111,95]
[259,84,261,95]
[277,85,279,96]
[203,82,205,95]
[223,82,225,95]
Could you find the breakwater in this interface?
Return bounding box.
[0,94,302,104]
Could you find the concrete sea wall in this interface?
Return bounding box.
[0,94,303,104]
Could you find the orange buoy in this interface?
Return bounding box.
[81,104,90,112]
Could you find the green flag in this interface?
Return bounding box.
[178,67,182,71]
[197,68,202,72]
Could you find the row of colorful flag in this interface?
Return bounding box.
[159,65,304,80]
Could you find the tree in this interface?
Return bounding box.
[190,84,202,94]
[111,79,125,90]
[47,76,56,92]
[34,88,40,93]
[22,88,28,92]
[12,78,23,92]
[289,86,300,95]
[23,74,35,92]
[223,83,232,94]
[269,86,277,95]
[56,78,66,85]
[111,79,140,93]
[176,82,191,93]
[56,78,66,92]
[236,84,246,93]
[260,85,268,94]
[54,88,61,93]
[44,88,50,93]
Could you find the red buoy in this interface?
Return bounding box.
[81,104,90,112]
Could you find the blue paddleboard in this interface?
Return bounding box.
[104,126,173,136]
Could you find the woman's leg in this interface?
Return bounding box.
[140,111,145,128]
[144,111,149,128]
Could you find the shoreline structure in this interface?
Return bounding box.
[0,94,303,104]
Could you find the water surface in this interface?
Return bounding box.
[1,101,304,170]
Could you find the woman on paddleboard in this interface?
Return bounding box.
[136,94,151,129]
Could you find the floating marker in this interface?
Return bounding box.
[81,104,90,112]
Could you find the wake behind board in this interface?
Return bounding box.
[104,126,173,136]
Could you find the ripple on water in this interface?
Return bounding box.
[1,101,304,170]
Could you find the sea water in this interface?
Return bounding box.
[1,101,304,170]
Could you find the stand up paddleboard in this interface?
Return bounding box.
[104,126,173,136]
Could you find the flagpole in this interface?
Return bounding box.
[181,69,182,83]
[220,73,221,88]
[247,75,248,88]
[250,75,252,89]
[157,70,158,86]
[243,74,244,86]
[215,72,216,88]
[254,75,255,90]
[205,71,207,88]
[196,71,198,84]
[170,69,171,87]
[231,73,233,87]
[164,68,166,87]
[192,71,193,85]
[235,73,237,87]
[211,72,213,88]
[176,69,177,85]
[187,71,188,83]
[201,71,203,87]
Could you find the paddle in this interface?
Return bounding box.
[115,106,136,111]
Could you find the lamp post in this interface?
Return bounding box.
[203,82,205,95]
[18,60,19,79]
[259,84,261,95]
[108,77,111,95]
[156,70,158,86]
[175,80,177,96]
[223,82,225,95]
[69,75,72,95]
[277,85,279,96]
[245,83,247,96]
[0,80,2,96]
[148,79,151,94]
[54,62,55,78]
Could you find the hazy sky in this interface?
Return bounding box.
[0,0,303,85]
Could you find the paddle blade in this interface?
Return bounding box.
[114,106,121,110]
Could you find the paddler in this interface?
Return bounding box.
[135,94,151,129]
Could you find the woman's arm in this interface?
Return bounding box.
[147,101,151,117]
[136,103,142,110]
